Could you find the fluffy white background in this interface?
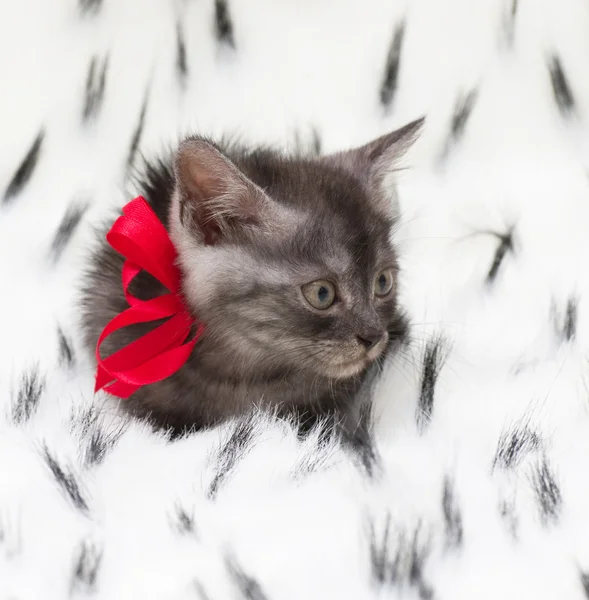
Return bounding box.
[1,0,589,597]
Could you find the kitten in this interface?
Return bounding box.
[81,119,422,433]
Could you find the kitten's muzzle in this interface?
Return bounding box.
[325,332,388,379]
[356,330,386,351]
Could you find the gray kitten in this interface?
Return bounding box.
[81,119,421,433]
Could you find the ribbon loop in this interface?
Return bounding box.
[94,196,204,398]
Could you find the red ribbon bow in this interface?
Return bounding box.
[94,196,204,399]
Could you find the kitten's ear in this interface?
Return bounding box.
[172,138,277,245]
[323,117,424,215]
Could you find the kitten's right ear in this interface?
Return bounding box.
[172,138,277,245]
[326,117,424,175]
[322,117,424,215]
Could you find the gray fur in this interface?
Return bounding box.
[80,120,422,433]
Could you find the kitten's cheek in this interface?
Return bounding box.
[326,357,370,379]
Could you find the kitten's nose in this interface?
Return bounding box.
[356,331,384,351]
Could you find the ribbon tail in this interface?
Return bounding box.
[112,337,199,388]
[95,363,115,393]
[95,316,203,395]
[103,379,141,399]
[97,336,199,398]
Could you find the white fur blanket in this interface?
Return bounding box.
[2,1,589,598]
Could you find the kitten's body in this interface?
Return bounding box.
[81,122,420,433]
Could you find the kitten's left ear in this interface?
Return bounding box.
[171,137,287,246]
[322,117,424,215]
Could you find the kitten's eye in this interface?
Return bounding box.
[302,280,336,310]
[374,269,394,297]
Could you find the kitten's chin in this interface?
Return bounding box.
[325,360,368,380]
[324,344,386,380]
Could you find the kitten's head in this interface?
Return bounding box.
[169,120,422,381]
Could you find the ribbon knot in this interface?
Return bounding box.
[94,196,204,399]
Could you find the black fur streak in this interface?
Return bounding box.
[294,408,336,442]
[342,402,380,478]
[127,93,148,170]
[79,0,103,15]
[380,22,406,110]
[531,458,562,525]
[450,89,478,142]
[82,56,108,122]
[12,367,45,424]
[214,0,235,48]
[43,446,89,513]
[417,338,444,431]
[503,0,518,46]
[57,326,75,367]
[511,0,518,19]
[551,296,578,343]
[499,498,518,539]
[194,581,212,600]
[369,515,391,584]
[172,503,196,535]
[560,297,577,341]
[486,230,513,284]
[3,130,44,204]
[86,429,109,466]
[369,515,433,599]
[74,404,99,438]
[310,127,322,156]
[71,540,102,593]
[549,55,575,116]
[226,556,269,600]
[72,404,124,466]
[493,425,541,470]
[85,425,124,467]
[50,201,89,262]
[442,476,463,548]
[291,428,333,476]
[176,21,188,84]
[208,416,256,498]
[580,571,589,598]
